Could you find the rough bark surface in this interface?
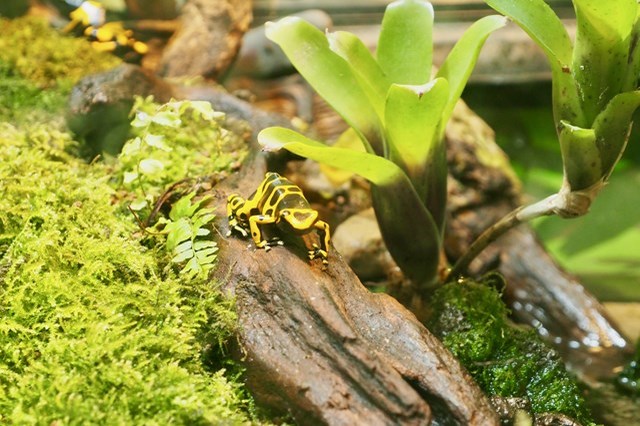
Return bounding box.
[158,0,252,78]
[212,156,499,426]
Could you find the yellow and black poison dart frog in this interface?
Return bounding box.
[227,172,331,264]
[63,1,148,55]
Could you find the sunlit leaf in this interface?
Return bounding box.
[328,30,389,120]
[385,79,448,175]
[377,0,433,85]
[138,158,164,175]
[259,127,402,185]
[265,17,383,154]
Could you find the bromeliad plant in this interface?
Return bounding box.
[258,0,506,288]
[450,0,640,277]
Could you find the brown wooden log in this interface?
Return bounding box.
[212,155,500,425]
[157,0,252,78]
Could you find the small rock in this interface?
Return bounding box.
[332,208,400,283]
[157,0,252,78]
[67,63,175,155]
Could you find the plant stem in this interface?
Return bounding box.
[447,192,563,280]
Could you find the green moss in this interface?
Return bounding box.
[428,279,594,425]
[0,120,254,423]
[0,16,120,125]
[0,16,120,88]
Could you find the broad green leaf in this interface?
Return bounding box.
[385,79,448,173]
[259,127,403,186]
[572,0,637,123]
[592,91,640,179]
[436,15,507,129]
[558,121,601,191]
[328,31,390,120]
[371,185,441,287]
[377,0,433,85]
[266,17,383,154]
[319,128,365,186]
[384,79,449,226]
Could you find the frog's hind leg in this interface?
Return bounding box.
[309,220,330,264]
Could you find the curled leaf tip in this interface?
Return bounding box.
[257,128,285,152]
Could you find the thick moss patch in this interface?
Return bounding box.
[0,123,255,424]
[428,278,595,424]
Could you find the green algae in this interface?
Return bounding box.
[428,278,595,425]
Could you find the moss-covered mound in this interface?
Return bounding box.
[0,14,261,422]
[428,278,595,425]
[0,16,120,125]
[0,121,255,424]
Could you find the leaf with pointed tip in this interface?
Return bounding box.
[436,15,507,130]
[558,121,600,191]
[384,79,449,228]
[259,127,403,186]
[265,17,383,154]
[485,0,584,126]
[377,0,434,85]
[592,91,640,179]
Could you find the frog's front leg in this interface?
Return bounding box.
[249,214,277,250]
[309,220,330,264]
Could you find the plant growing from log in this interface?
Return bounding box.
[449,0,640,277]
[258,0,506,288]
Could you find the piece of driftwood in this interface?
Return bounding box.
[157,0,252,78]
[212,155,500,425]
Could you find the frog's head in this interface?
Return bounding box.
[280,209,318,232]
